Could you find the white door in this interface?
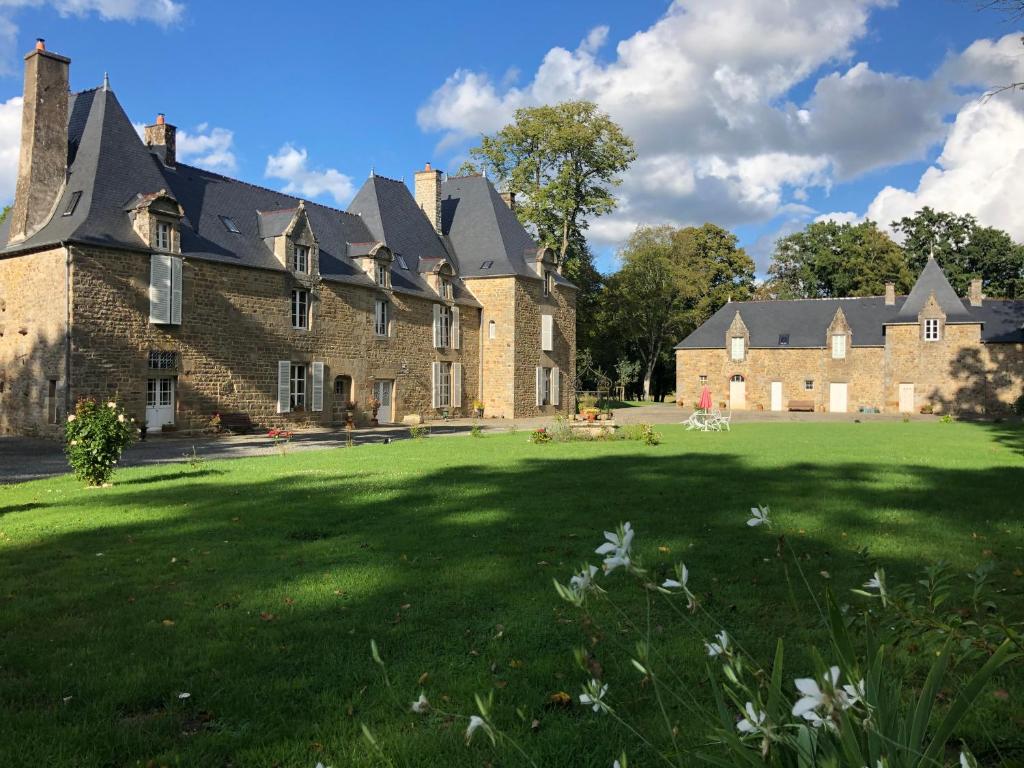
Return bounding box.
[829,382,848,413]
[729,377,746,409]
[146,377,175,428]
[374,380,394,423]
[899,383,914,413]
[770,381,783,412]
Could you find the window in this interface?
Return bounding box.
[439,277,452,299]
[543,270,553,297]
[149,254,182,325]
[155,221,171,251]
[437,361,452,407]
[480,260,494,270]
[148,350,177,369]
[147,378,173,408]
[699,375,708,386]
[219,215,240,233]
[333,375,352,401]
[540,367,553,405]
[396,254,409,270]
[293,245,310,273]
[432,362,462,409]
[376,262,390,287]
[375,299,389,337]
[924,318,940,341]
[730,337,745,361]
[47,379,58,423]
[291,289,309,330]
[290,364,306,409]
[488,320,496,340]
[63,191,81,216]
[438,305,451,348]
[541,314,554,352]
[804,379,814,391]
[779,334,790,346]
[831,333,846,359]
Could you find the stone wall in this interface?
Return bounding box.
[0,246,68,436]
[67,245,480,432]
[470,277,517,418]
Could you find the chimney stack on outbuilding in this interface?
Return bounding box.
[884,282,896,306]
[499,190,515,212]
[414,162,442,234]
[969,278,983,307]
[144,113,176,167]
[9,38,70,243]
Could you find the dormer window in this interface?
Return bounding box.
[923,318,941,341]
[543,270,554,297]
[439,277,452,300]
[376,262,391,288]
[293,245,310,274]
[155,221,171,251]
[778,334,790,346]
[831,334,847,359]
[730,337,745,361]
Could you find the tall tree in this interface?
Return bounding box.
[767,220,914,298]
[892,207,1024,297]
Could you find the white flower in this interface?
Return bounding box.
[67,414,76,422]
[107,402,116,408]
[842,679,866,707]
[579,678,610,713]
[960,750,978,768]
[793,666,857,729]
[736,701,767,734]
[862,569,888,606]
[595,522,634,573]
[410,692,429,714]
[118,414,126,423]
[570,565,599,593]
[177,692,191,699]
[465,714,493,744]
[747,505,771,527]
[662,562,698,610]
[705,630,730,658]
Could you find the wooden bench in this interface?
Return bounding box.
[218,412,256,434]
[787,400,815,412]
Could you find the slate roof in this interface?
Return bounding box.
[893,256,972,323]
[0,85,574,304]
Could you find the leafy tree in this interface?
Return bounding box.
[892,207,1024,298]
[0,205,10,225]
[767,220,913,299]
[613,357,641,401]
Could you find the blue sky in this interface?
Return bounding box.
[0,0,1021,275]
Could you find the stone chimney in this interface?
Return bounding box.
[499,190,515,211]
[414,162,442,234]
[144,113,176,167]
[884,282,895,306]
[969,278,983,307]
[9,39,70,243]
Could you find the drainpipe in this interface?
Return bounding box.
[478,308,484,407]
[63,242,72,421]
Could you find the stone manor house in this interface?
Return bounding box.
[0,42,576,437]
[676,257,1024,415]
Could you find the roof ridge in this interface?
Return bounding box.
[72,86,103,96]
[370,173,406,185]
[173,161,362,219]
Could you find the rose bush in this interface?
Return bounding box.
[64,398,135,486]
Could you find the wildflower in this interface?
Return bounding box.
[596,522,634,573]
[67,414,76,422]
[960,750,978,768]
[747,505,771,527]
[842,678,866,707]
[736,702,767,734]
[661,562,698,610]
[177,692,191,699]
[410,692,429,714]
[107,401,116,408]
[117,414,125,423]
[570,564,599,594]
[465,715,494,744]
[579,678,610,713]
[705,630,730,658]
[793,666,857,729]
[862,569,888,605]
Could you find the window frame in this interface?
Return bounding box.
[439,277,452,300]
[290,363,306,409]
[293,244,310,274]
[698,375,708,387]
[923,318,941,342]
[155,221,172,252]
[543,270,552,297]
[291,288,309,330]
[374,299,389,337]
[730,336,745,361]
[541,366,553,406]
[148,350,177,370]
[438,361,452,408]
[804,379,814,391]
[438,305,452,348]
[488,319,496,340]
[377,261,391,287]
[831,333,847,359]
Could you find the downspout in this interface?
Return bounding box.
[478,307,484,406]
[63,242,72,421]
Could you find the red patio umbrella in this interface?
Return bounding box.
[698,386,713,410]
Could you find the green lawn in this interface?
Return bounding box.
[1,423,1022,767]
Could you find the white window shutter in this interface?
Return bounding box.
[277,360,291,413]
[432,304,441,348]
[451,306,460,350]
[149,254,171,324]
[170,256,182,325]
[311,361,324,412]
[431,362,441,408]
[551,366,560,406]
[536,367,543,406]
[452,362,462,407]
[541,314,553,351]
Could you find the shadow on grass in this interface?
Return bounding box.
[0,501,47,516]
[115,467,227,486]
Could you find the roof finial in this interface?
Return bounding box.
[102,72,110,91]
[928,243,935,261]
[482,168,487,180]
[369,165,375,178]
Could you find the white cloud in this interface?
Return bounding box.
[264,144,355,206]
[132,120,237,173]
[0,94,21,201]
[418,1,1024,254]
[814,211,862,225]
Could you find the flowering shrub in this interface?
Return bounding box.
[267,428,293,455]
[64,398,135,486]
[527,427,551,444]
[409,424,430,440]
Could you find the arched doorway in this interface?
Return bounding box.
[729,374,746,410]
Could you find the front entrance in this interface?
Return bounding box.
[829,382,848,413]
[770,381,783,412]
[729,375,746,410]
[374,379,394,424]
[899,383,914,413]
[146,377,175,429]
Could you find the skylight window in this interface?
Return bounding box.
[219,215,240,233]
[480,260,494,269]
[779,334,790,346]
[396,254,409,270]
[62,191,81,216]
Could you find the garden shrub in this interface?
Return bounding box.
[409,424,431,439]
[64,398,135,486]
[1012,391,1024,416]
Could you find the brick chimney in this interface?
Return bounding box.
[9,39,70,243]
[144,113,176,166]
[414,162,442,234]
[884,282,895,306]
[499,190,515,211]
[969,278,983,307]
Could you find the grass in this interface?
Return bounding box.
[1,422,1022,767]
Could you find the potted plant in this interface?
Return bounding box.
[368,395,381,425]
[344,400,357,428]
[583,407,599,422]
[472,398,485,418]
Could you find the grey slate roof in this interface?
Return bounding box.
[893,256,972,323]
[970,299,1024,343]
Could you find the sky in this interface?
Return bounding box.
[0,0,1021,275]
